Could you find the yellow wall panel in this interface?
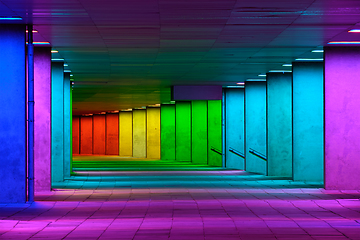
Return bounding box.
[132,109,147,158]
[119,112,133,157]
[147,107,161,159]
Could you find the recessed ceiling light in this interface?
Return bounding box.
[348,29,360,33]
[225,86,244,88]
[0,17,22,20]
[311,50,324,53]
[64,64,68,67]
[51,50,58,53]
[269,70,292,73]
[258,74,266,77]
[70,74,73,77]
[26,30,38,33]
[64,70,71,73]
[282,64,292,67]
[328,41,360,44]
[26,42,50,45]
[295,58,323,61]
[236,82,245,85]
[51,58,64,61]
[246,79,266,81]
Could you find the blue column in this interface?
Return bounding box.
[51,62,64,183]
[0,24,26,203]
[292,62,324,183]
[245,81,267,175]
[267,73,292,177]
[225,88,245,169]
[63,72,71,178]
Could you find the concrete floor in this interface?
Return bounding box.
[1,158,360,240]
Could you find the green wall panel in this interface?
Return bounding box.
[176,102,191,162]
[161,104,176,160]
[207,100,222,167]
[191,101,208,165]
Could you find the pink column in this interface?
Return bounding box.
[34,47,51,192]
[325,46,360,190]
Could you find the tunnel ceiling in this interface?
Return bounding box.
[1,0,360,114]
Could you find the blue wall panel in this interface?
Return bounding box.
[245,82,267,175]
[0,24,26,203]
[293,62,324,183]
[225,89,245,169]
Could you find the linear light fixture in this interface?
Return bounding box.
[311,50,324,53]
[51,50,58,53]
[246,79,266,81]
[295,58,323,61]
[224,86,244,88]
[26,30,38,33]
[26,42,50,45]
[282,64,292,67]
[348,29,360,33]
[258,74,266,77]
[70,74,73,77]
[0,17,22,20]
[51,58,64,61]
[64,70,71,73]
[236,82,245,85]
[269,70,292,73]
[328,41,360,44]
[64,64,68,67]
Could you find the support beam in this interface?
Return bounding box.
[63,72,71,178]
[324,47,360,189]
[292,62,324,183]
[267,73,292,177]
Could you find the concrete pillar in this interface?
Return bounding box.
[133,109,147,158]
[324,47,360,190]
[176,102,192,162]
[93,114,106,155]
[208,100,222,167]
[72,116,80,155]
[160,104,176,160]
[105,113,119,155]
[224,88,245,169]
[63,72,71,178]
[267,73,292,177]
[147,107,161,159]
[80,116,93,154]
[191,100,208,165]
[119,111,133,157]
[0,24,26,202]
[51,62,64,183]
[292,62,324,183]
[34,47,51,192]
[245,81,267,175]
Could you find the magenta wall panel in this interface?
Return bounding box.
[324,47,360,190]
[34,47,51,192]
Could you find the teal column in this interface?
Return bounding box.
[160,104,176,160]
[225,89,245,169]
[207,100,222,167]
[245,81,267,175]
[191,101,208,165]
[63,72,71,178]
[51,62,64,183]
[175,102,191,162]
[0,24,26,203]
[267,73,292,177]
[293,62,324,183]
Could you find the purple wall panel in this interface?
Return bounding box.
[34,47,52,192]
[172,86,222,100]
[325,47,360,190]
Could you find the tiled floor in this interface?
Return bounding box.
[1,170,360,239]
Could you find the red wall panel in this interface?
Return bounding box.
[80,116,93,154]
[72,116,80,155]
[106,113,119,155]
[92,115,106,155]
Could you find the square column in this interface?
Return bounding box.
[267,73,292,177]
[0,24,26,202]
[292,62,324,183]
[324,47,360,190]
[34,47,51,192]
[63,72,71,178]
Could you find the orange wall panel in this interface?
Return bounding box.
[80,116,93,154]
[93,115,106,155]
[72,116,80,155]
[106,113,119,155]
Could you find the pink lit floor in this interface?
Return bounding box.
[1,170,360,240]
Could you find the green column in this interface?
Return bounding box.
[208,100,222,167]
[176,102,191,162]
[191,101,208,165]
[161,104,176,160]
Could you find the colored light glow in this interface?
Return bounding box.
[237,82,245,85]
[64,70,71,73]
[26,30,38,33]
[258,74,266,77]
[51,59,64,61]
[26,42,50,45]
[51,50,58,53]
[295,58,323,61]
[225,86,244,88]
[348,29,360,32]
[64,64,68,67]
[246,79,266,81]
[311,50,324,53]
[328,41,360,44]
[0,17,22,20]
[282,64,292,67]
[70,74,73,77]
[269,70,292,73]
